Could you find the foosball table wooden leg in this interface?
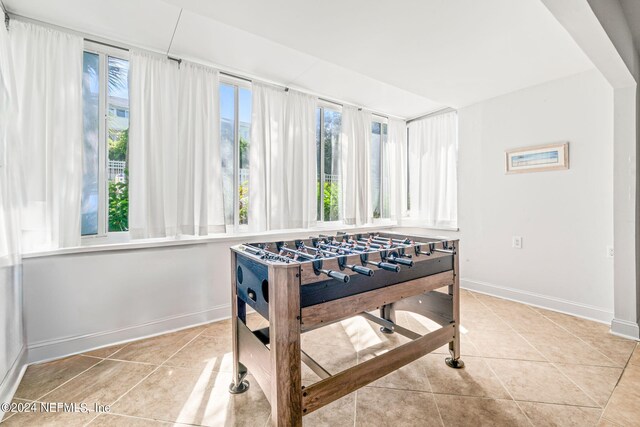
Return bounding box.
[379,304,396,334]
[229,253,250,393]
[446,244,465,369]
[269,265,303,426]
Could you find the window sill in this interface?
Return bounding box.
[22,223,398,259]
[398,218,459,232]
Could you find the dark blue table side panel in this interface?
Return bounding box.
[235,254,454,319]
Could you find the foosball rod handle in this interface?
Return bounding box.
[347,264,374,276]
[366,261,400,272]
[434,248,455,255]
[320,269,350,283]
[416,244,455,256]
[388,256,414,267]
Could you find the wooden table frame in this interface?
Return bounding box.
[229,234,463,426]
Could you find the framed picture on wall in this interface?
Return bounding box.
[505,142,569,174]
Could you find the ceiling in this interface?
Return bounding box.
[4,0,595,118]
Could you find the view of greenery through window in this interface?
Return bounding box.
[107,57,130,232]
[81,51,130,235]
[220,82,251,226]
[82,61,387,236]
[316,107,342,221]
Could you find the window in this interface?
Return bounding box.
[371,119,388,219]
[316,105,342,222]
[81,44,130,237]
[407,111,458,228]
[220,79,252,228]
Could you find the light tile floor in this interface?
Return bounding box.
[2,290,639,426]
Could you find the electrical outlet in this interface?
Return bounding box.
[512,236,522,249]
[606,246,614,258]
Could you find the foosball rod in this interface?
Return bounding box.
[300,244,374,276]
[368,236,412,247]
[278,246,351,283]
[243,244,297,263]
[369,235,413,245]
[318,235,370,251]
[415,241,456,256]
[367,235,453,254]
[316,242,401,273]
[352,238,388,249]
[343,239,414,267]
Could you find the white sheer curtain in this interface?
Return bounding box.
[129,52,225,239]
[129,52,179,238]
[249,83,317,231]
[282,90,317,229]
[177,62,225,235]
[407,111,458,228]
[0,20,21,264]
[341,106,372,225]
[0,19,25,385]
[10,21,83,251]
[249,83,285,232]
[384,118,408,222]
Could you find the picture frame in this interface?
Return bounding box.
[505,142,569,174]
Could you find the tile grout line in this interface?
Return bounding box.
[353,321,360,427]
[419,354,445,427]
[522,304,623,368]
[84,326,209,426]
[361,383,604,410]
[470,291,603,410]
[464,292,535,427]
[472,354,627,370]
[79,354,159,367]
[0,398,33,422]
[86,411,199,426]
[596,342,637,425]
[0,412,15,423]
[31,357,105,403]
[429,388,446,426]
[477,300,604,409]
[16,328,150,407]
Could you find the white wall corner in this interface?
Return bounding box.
[27,304,230,364]
[610,318,640,340]
[0,346,28,418]
[461,279,614,324]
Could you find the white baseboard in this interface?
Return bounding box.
[610,318,640,340]
[461,278,614,324]
[27,304,231,364]
[0,346,27,419]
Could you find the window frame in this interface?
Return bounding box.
[316,100,343,224]
[220,75,251,231]
[371,115,388,220]
[81,41,130,241]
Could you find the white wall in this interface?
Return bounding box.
[23,241,234,363]
[454,69,614,321]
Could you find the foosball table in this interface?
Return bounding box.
[228,231,463,426]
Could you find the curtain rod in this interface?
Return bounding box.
[86,37,182,65]
[406,107,456,124]
[85,38,128,52]
[10,12,402,121]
